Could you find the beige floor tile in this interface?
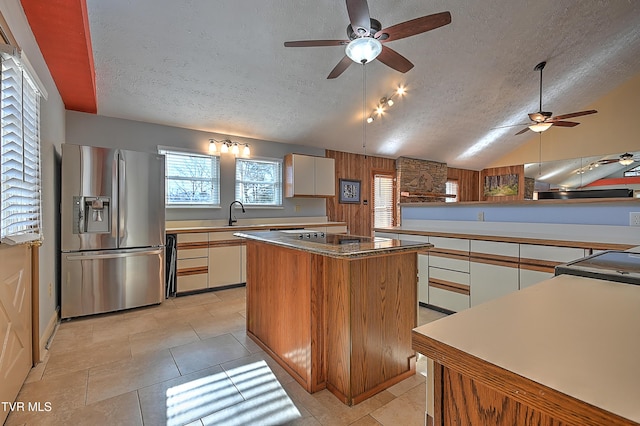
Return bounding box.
[221,352,296,387]
[5,369,88,426]
[43,336,131,379]
[370,383,426,426]
[385,373,425,397]
[230,330,264,354]
[189,312,246,340]
[24,350,49,384]
[86,349,180,405]
[169,333,251,376]
[151,304,212,327]
[202,298,247,318]
[172,291,223,308]
[348,414,384,425]
[138,365,244,426]
[418,306,448,325]
[58,391,143,426]
[211,287,246,302]
[129,321,200,357]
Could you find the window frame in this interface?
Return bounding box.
[234,156,283,207]
[158,147,221,208]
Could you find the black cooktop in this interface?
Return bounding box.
[285,231,372,245]
[555,251,640,285]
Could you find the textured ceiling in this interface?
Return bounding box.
[74,1,640,170]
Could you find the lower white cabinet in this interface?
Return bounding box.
[418,253,429,304]
[519,267,554,290]
[428,286,470,313]
[208,245,243,288]
[470,261,519,307]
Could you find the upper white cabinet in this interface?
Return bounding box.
[284,154,335,197]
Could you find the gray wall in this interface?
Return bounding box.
[65,111,328,221]
[1,0,66,343]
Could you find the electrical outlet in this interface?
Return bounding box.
[48,282,52,298]
[477,211,484,221]
[295,205,301,212]
[630,212,640,226]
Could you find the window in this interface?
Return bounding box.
[624,165,640,177]
[159,149,220,206]
[235,157,282,207]
[373,174,394,228]
[1,52,42,241]
[445,179,459,203]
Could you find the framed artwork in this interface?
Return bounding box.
[483,174,519,196]
[339,179,361,203]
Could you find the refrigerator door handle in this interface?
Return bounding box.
[118,154,126,239]
[66,247,163,261]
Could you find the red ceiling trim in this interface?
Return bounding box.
[21,0,97,113]
[583,177,640,187]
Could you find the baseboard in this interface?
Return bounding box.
[38,309,58,362]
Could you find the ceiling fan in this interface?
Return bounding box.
[596,153,638,166]
[515,61,598,135]
[283,0,451,79]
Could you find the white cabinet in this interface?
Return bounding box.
[519,267,554,290]
[284,154,335,197]
[208,231,244,289]
[374,232,399,239]
[427,237,470,312]
[176,233,209,293]
[470,240,519,306]
[519,244,587,289]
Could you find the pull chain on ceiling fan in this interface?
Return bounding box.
[284,0,451,79]
[515,61,598,135]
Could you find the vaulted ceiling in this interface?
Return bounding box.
[21,0,640,171]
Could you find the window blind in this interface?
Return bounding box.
[235,158,282,206]
[374,175,394,228]
[445,179,458,203]
[159,149,220,206]
[1,53,42,241]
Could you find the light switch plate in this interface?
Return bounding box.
[630,212,640,226]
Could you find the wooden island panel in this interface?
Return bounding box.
[245,239,419,405]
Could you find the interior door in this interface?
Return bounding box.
[0,244,32,424]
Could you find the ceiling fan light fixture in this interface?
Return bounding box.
[619,153,634,166]
[345,37,382,64]
[528,122,552,133]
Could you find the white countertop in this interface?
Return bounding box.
[413,274,640,423]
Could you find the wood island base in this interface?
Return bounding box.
[245,239,419,406]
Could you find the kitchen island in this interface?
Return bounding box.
[235,230,432,405]
[412,274,640,425]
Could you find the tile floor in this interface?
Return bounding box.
[6,287,447,426]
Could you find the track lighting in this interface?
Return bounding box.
[366,85,407,124]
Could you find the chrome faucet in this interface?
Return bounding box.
[228,200,245,226]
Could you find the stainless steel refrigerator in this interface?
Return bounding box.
[61,144,165,319]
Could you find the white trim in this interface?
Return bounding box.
[19,51,48,100]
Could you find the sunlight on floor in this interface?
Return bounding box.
[166,360,301,426]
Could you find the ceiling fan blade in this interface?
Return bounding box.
[377,45,413,73]
[346,0,372,36]
[375,11,451,42]
[284,40,349,47]
[327,55,353,79]
[515,127,531,136]
[550,120,579,127]
[549,110,597,121]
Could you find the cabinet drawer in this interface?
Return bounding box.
[471,240,519,258]
[209,231,242,242]
[177,233,208,244]
[400,234,430,243]
[177,257,208,269]
[470,261,519,307]
[428,286,470,312]
[375,232,398,240]
[177,247,208,260]
[177,273,208,293]
[429,236,469,253]
[429,255,470,273]
[429,267,469,286]
[326,225,347,234]
[520,245,586,263]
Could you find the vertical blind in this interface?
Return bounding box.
[1,53,41,240]
[235,158,282,206]
[374,175,394,228]
[445,179,458,203]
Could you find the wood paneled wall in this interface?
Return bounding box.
[479,164,526,202]
[447,167,480,202]
[326,150,396,237]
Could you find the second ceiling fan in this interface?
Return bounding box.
[515,61,598,135]
[284,0,451,79]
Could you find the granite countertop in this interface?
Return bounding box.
[413,274,640,424]
[166,221,347,234]
[234,230,432,259]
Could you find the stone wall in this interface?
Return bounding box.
[396,157,448,203]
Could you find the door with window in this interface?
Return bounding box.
[373,172,395,229]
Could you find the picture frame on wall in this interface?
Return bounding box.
[339,179,361,204]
